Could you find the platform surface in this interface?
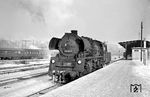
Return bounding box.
[41,60,150,97]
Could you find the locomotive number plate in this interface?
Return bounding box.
[63,62,72,66]
[64,50,72,53]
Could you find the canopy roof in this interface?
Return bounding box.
[119,40,150,49]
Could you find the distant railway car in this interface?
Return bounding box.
[0,48,47,60]
[48,30,111,83]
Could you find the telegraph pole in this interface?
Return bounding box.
[140,22,143,62]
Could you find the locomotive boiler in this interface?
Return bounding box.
[48,30,111,83]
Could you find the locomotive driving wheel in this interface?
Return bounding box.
[96,59,101,69]
[92,59,99,71]
[82,60,92,75]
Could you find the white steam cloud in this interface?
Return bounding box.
[49,0,74,25]
[17,0,46,23]
[16,0,75,26]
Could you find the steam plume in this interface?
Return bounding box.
[16,0,75,25]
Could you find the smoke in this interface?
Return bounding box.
[17,0,45,23]
[16,0,75,25]
[49,0,74,25]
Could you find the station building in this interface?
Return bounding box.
[119,40,150,65]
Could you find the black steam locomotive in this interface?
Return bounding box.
[48,30,111,83]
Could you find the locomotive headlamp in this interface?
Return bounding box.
[51,59,55,63]
[52,70,55,73]
[77,60,82,64]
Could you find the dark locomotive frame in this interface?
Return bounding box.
[48,30,111,83]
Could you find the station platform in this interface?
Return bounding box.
[41,60,150,97]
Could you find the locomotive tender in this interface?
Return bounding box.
[48,30,111,83]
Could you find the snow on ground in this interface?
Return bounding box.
[0,75,53,97]
[0,63,48,74]
[0,63,25,68]
[133,60,150,78]
[41,60,150,97]
[0,60,49,68]
[28,60,49,64]
[0,68,48,81]
[111,55,123,61]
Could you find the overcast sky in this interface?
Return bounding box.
[0,0,150,42]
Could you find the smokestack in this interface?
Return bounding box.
[71,30,78,35]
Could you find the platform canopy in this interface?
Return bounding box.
[119,40,150,59]
[119,40,150,49]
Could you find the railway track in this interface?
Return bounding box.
[0,64,49,74]
[0,59,48,63]
[25,60,123,97]
[0,58,121,86]
[26,59,122,97]
[26,84,61,97]
[0,59,123,97]
[0,71,48,86]
[0,62,48,70]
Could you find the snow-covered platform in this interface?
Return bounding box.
[41,60,150,97]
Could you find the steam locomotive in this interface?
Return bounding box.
[48,30,111,83]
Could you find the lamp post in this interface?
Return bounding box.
[140,22,143,62]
